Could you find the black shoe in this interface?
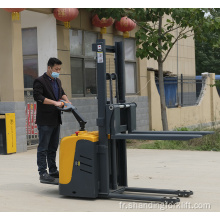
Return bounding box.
[40,173,56,183]
[49,171,59,178]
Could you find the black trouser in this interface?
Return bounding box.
[37,125,60,175]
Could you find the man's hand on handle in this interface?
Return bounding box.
[54,101,64,108]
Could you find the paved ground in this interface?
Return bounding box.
[0,148,220,212]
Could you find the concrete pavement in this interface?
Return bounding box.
[0,148,220,212]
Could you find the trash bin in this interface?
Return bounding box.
[0,113,16,155]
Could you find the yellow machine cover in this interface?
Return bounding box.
[59,131,99,184]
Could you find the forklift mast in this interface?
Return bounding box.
[92,40,129,194]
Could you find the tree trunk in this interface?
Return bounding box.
[158,16,169,131]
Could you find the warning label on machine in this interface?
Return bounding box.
[97,52,103,63]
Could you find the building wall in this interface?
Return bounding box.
[0,9,27,152]
[148,72,220,130]
[60,95,149,139]
[0,9,24,102]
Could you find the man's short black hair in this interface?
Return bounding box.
[47,57,62,67]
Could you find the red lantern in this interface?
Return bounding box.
[115,16,136,38]
[53,8,79,28]
[3,8,25,21]
[92,14,114,34]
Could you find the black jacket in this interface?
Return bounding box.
[33,73,66,126]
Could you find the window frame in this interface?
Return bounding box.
[69,29,98,97]
[22,27,38,89]
[114,36,138,95]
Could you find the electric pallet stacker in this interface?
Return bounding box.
[46,39,213,204]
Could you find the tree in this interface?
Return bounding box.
[195,9,220,75]
[89,8,220,131]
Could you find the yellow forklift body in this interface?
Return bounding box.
[59,131,98,184]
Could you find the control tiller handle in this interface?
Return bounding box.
[57,100,87,131]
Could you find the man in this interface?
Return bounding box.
[33,57,70,183]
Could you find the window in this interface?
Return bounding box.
[114,36,137,94]
[22,28,38,88]
[69,29,97,96]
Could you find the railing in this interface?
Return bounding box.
[155,74,205,108]
[24,88,38,147]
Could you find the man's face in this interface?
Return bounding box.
[50,64,61,73]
